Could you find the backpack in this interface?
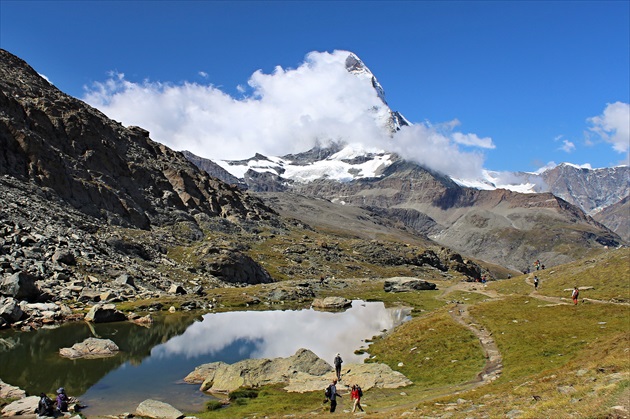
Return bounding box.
[38,395,53,416]
[357,386,363,397]
[324,385,332,399]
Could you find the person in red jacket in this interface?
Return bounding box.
[350,384,364,412]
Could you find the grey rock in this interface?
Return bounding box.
[195,348,333,393]
[168,284,187,295]
[0,271,40,302]
[135,399,184,419]
[384,277,437,292]
[52,249,76,266]
[114,274,136,288]
[1,395,38,416]
[84,303,126,323]
[0,297,24,323]
[311,296,351,310]
[59,337,120,359]
[0,379,26,399]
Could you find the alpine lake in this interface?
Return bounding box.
[0,300,411,416]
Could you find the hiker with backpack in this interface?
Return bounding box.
[572,287,580,305]
[324,379,342,413]
[333,353,343,381]
[534,276,539,290]
[37,393,54,417]
[350,384,364,413]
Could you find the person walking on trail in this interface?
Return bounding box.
[572,287,580,305]
[534,276,539,290]
[334,353,343,381]
[326,379,341,413]
[351,384,364,413]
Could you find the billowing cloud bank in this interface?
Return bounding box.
[588,101,630,154]
[83,50,493,179]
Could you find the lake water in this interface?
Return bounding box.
[0,301,410,415]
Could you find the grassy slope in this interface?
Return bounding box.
[193,247,629,418]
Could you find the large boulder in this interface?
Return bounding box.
[1,395,38,416]
[135,399,184,419]
[51,249,76,266]
[0,379,26,399]
[311,296,352,310]
[84,303,126,323]
[0,297,24,324]
[285,362,413,393]
[59,337,120,359]
[0,272,40,302]
[190,348,333,393]
[384,277,437,292]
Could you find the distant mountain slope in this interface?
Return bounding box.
[0,49,273,229]
[593,195,630,242]
[185,147,622,271]
[517,164,629,215]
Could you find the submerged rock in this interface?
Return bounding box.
[59,337,120,359]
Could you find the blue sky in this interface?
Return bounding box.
[1,0,628,176]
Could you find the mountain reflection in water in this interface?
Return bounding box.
[3,301,410,415]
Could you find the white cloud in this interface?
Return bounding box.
[198,71,208,78]
[587,102,630,153]
[559,139,575,153]
[82,50,491,179]
[451,132,495,149]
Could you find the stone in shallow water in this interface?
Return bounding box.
[59,337,120,359]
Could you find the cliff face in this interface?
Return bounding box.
[0,49,274,229]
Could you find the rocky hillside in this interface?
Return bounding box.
[0,49,273,229]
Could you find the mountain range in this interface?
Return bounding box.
[0,47,626,287]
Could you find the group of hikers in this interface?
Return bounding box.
[324,353,364,413]
[37,387,70,417]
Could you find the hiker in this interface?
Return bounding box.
[325,379,342,413]
[334,353,343,381]
[37,393,54,417]
[534,276,539,290]
[572,287,580,305]
[56,387,69,413]
[351,384,364,412]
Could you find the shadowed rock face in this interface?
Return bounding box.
[0,49,274,229]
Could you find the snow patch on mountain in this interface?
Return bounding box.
[216,144,394,183]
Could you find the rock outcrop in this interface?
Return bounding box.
[187,348,332,393]
[59,337,120,359]
[0,380,26,399]
[84,304,127,323]
[311,296,352,310]
[185,348,412,395]
[383,277,437,292]
[1,395,38,417]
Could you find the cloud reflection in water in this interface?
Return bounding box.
[152,301,410,364]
